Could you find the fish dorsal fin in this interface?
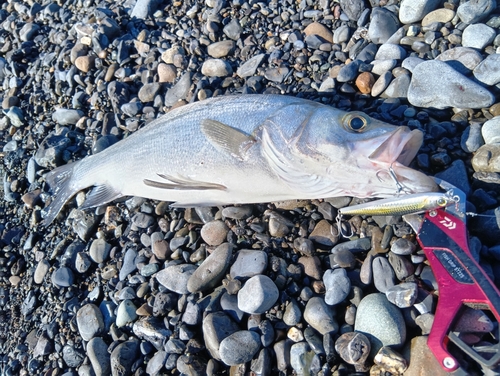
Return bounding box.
[201,119,256,161]
[144,173,227,191]
[79,184,122,210]
[261,128,339,197]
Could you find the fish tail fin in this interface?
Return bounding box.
[42,163,79,226]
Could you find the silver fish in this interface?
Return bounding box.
[42,94,437,225]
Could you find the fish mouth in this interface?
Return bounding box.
[368,126,438,194]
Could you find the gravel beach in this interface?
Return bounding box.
[1,0,500,375]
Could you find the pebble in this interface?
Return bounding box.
[385,282,418,308]
[200,220,229,246]
[146,350,167,376]
[237,275,279,314]
[156,264,197,295]
[87,337,111,376]
[407,60,495,109]
[435,47,483,73]
[219,330,261,366]
[187,243,233,293]
[390,238,416,255]
[283,299,302,326]
[309,219,338,246]
[368,8,400,44]
[337,61,360,83]
[330,249,356,269]
[399,0,441,24]
[461,123,484,153]
[375,44,406,60]
[354,293,406,355]
[422,8,455,26]
[52,108,84,125]
[77,304,104,341]
[373,346,408,375]
[335,332,371,371]
[119,248,138,281]
[290,342,318,375]
[207,40,235,58]
[323,268,351,306]
[457,0,496,24]
[75,55,95,72]
[382,73,410,99]
[304,22,333,43]
[201,59,233,77]
[371,71,393,97]
[462,24,496,50]
[236,54,265,78]
[158,63,177,83]
[474,54,500,86]
[34,259,50,284]
[388,252,415,280]
[298,256,322,280]
[372,257,395,293]
[110,339,139,376]
[116,299,138,327]
[222,205,253,219]
[482,117,500,144]
[138,83,160,103]
[203,312,240,360]
[355,72,375,94]
[230,249,268,278]
[303,297,338,335]
[51,266,74,288]
[89,238,111,263]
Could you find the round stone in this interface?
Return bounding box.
[200,220,229,246]
[201,59,233,77]
[89,238,111,263]
[335,332,371,365]
[303,297,338,335]
[354,293,406,356]
[482,117,500,145]
[51,266,74,288]
[158,63,177,83]
[237,275,279,314]
[116,299,138,327]
[219,330,261,366]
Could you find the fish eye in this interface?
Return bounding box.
[343,113,368,132]
[437,198,447,206]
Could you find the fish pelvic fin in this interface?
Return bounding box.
[144,173,227,191]
[200,119,256,161]
[79,184,122,210]
[42,163,77,226]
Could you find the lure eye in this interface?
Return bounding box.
[437,198,447,206]
[343,113,368,132]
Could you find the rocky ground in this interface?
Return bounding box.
[1,0,500,375]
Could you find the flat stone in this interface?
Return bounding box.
[390,238,416,255]
[202,59,233,77]
[89,238,111,263]
[221,205,253,219]
[52,108,84,125]
[407,60,495,109]
[399,0,441,24]
[187,243,233,293]
[371,71,393,97]
[219,330,261,366]
[156,264,197,295]
[303,297,338,335]
[237,54,265,78]
[422,8,455,26]
[237,275,279,314]
[462,23,496,50]
[77,304,104,341]
[474,54,500,86]
[132,317,172,350]
[298,256,322,280]
[323,268,351,306]
[51,266,74,288]
[34,259,50,284]
[145,350,167,376]
[355,293,406,356]
[230,249,268,279]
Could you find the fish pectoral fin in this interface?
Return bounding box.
[201,119,256,161]
[144,173,227,191]
[261,128,337,197]
[80,184,122,210]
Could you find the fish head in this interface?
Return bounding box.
[291,108,438,198]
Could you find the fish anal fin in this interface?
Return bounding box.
[201,119,256,161]
[79,184,122,210]
[144,173,227,191]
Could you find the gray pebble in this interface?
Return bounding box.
[375,44,406,60]
[219,330,261,366]
[75,252,92,274]
[237,54,265,78]
[461,123,484,153]
[201,59,233,77]
[62,345,85,368]
[119,248,137,281]
[87,337,111,376]
[130,0,157,19]
[293,238,315,257]
[283,299,302,326]
[264,67,289,83]
[6,106,24,127]
[368,8,400,44]
[371,71,393,97]
[388,252,415,280]
[110,339,139,376]
[339,0,366,21]
[372,257,395,293]
[207,40,235,58]
[274,340,292,372]
[164,72,192,106]
[474,54,500,86]
[371,59,397,76]
[415,313,434,335]
[407,60,495,109]
[132,317,172,350]
[52,266,74,288]
[401,56,424,72]
[238,275,279,314]
[77,304,104,341]
[156,264,197,295]
[457,0,496,24]
[145,350,167,376]
[399,0,441,24]
[382,73,410,99]
[462,23,496,50]
[203,312,240,360]
[220,292,244,322]
[333,24,351,44]
[188,243,233,293]
[436,47,483,73]
[116,299,137,327]
[385,282,418,308]
[89,238,111,263]
[223,18,242,40]
[323,268,351,306]
[34,259,50,284]
[230,249,268,279]
[138,82,160,103]
[354,293,406,356]
[390,238,416,255]
[304,297,338,335]
[222,205,253,219]
[290,342,319,375]
[337,61,360,82]
[330,249,356,269]
[482,117,500,144]
[332,237,371,254]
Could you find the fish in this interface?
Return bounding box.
[41,94,437,225]
[338,191,458,217]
